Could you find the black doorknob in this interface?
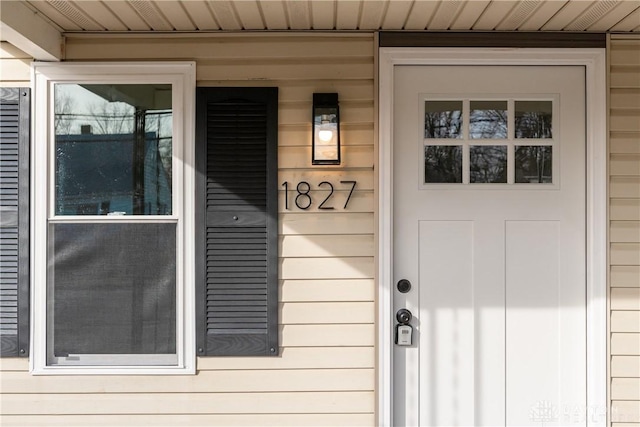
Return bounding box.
[396,308,412,325]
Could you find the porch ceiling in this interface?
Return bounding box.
[1,0,639,60]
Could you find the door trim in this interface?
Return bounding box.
[377,48,607,427]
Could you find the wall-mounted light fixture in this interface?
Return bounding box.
[312,93,340,165]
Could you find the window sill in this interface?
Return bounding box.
[31,364,196,376]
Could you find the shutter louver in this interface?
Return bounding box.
[196,88,278,356]
[0,88,29,357]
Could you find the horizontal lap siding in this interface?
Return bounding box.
[0,414,376,427]
[0,43,31,87]
[0,33,376,427]
[610,35,640,425]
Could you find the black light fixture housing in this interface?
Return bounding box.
[312,93,340,165]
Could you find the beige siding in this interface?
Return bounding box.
[0,42,31,86]
[8,30,640,426]
[610,35,640,425]
[0,414,376,427]
[0,33,375,426]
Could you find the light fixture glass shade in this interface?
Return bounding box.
[312,93,340,165]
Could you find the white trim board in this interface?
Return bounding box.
[377,48,607,427]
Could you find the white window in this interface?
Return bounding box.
[32,62,195,374]
[422,96,557,186]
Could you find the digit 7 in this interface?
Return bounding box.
[340,181,357,209]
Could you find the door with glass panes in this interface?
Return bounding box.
[393,66,587,426]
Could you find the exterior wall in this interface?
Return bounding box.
[3,31,640,426]
[0,42,31,86]
[0,33,376,426]
[609,34,640,426]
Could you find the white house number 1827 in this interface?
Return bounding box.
[282,181,357,210]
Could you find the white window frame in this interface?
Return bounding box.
[377,48,607,426]
[31,62,196,375]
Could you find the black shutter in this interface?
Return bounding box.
[0,88,29,357]
[196,87,278,356]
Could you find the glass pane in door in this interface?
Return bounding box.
[424,145,463,183]
[515,146,552,183]
[470,145,507,183]
[470,101,507,139]
[515,101,552,139]
[424,101,462,139]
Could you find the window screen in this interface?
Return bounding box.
[48,223,176,365]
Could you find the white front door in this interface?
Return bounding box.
[393,65,587,426]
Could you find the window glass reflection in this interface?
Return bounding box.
[425,101,462,139]
[515,146,552,183]
[425,145,462,183]
[470,101,507,139]
[515,101,552,139]
[54,84,172,215]
[470,145,507,183]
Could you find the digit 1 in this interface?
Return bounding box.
[282,181,289,210]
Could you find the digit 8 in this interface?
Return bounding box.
[295,181,312,210]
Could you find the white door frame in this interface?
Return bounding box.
[377,48,607,427]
